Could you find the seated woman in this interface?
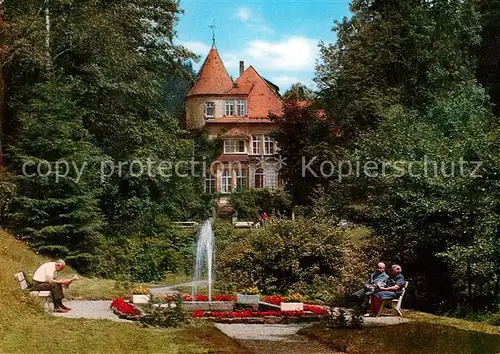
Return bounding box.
[369,264,405,316]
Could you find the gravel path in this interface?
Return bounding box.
[51,300,132,323]
[215,316,409,354]
[216,324,333,354]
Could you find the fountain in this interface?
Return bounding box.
[192,218,215,302]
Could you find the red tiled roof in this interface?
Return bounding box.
[216,154,249,163]
[233,66,283,118]
[221,127,250,138]
[187,48,234,96]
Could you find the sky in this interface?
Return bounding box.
[175,0,352,93]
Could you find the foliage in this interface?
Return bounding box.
[8,77,105,265]
[0,170,15,226]
[240,287,260,295]
[282,83,316,101]
[216,218,368,300]
[229,189,293,220]
[475,0,500,115]
[131,285,150,295]
[271,101,339,206]
[95,226,197,282]
[141,294,189,328]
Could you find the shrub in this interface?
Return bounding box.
[216,218,368,301]
[230,189,293,220]
[141,294,188,328]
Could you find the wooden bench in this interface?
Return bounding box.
[173,221,199,228]
[234,221,259,228]
[376,281,409,317]
[14,271,51,309]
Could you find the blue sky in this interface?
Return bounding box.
[175,0,351,92]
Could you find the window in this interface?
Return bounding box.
[221,170,232,194]
[205,173,216,194]
[204,102,215,118]
[236,169,247,193]
[225,100,247,116]
[251,135,262,155]
[236,100,246,116]
[264,135,275,155]
[254,168,265,189]
[225,101,234,116]
[224,139,246,153]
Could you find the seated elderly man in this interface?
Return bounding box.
[369,264,405,316]
[352,262,388,307]
[32,259,76,313]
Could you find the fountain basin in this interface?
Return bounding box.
[182,301,235,312]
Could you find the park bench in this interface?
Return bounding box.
[14,271,51,309]
[234,221,258,228]
[173,221,199,228]
[376,281,409,317]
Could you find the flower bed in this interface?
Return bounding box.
[191,304,328,323]
[111,297,142,320]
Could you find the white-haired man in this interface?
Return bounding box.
[352,262,389,307]
[32,259,76,312]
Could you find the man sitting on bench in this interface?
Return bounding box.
[32,259,76,313]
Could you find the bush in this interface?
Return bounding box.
[230,189,293,220]
[216,218,368,301]
[141,294,189,328]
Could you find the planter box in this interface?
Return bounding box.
[132,294,150,304]
[182,301,234,312]
[280,302,304,312]
[236,294,260,304]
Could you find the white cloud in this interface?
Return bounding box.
[181,41,211,56]
[235,7,273,35]
[236,7,251,22]
[271,76,300,87]
[243,36,319,71]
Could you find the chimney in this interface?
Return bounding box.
[239,60,245,77]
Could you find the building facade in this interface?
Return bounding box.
[185,45,284,200]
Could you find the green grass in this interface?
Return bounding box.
[0,229,250,354]
[300,311,500,354]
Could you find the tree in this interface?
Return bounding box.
[9,77,105,270]
[282,83,316,101]
[475,0,500,114]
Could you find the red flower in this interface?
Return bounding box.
[263,295,285,306]
[111,297,141,316]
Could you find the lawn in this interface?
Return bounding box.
[300,311,500,354]
[0,229,249,354]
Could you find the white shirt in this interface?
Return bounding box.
[33,262,57,282]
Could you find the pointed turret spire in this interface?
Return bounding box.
[208,19,216,48]
[187,45,233,96]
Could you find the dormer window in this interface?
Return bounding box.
[204,102,215,118]
[225,100,247,116]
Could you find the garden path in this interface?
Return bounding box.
[215,317,410,354]
[51,300,132,323]
[215,323,333,354]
